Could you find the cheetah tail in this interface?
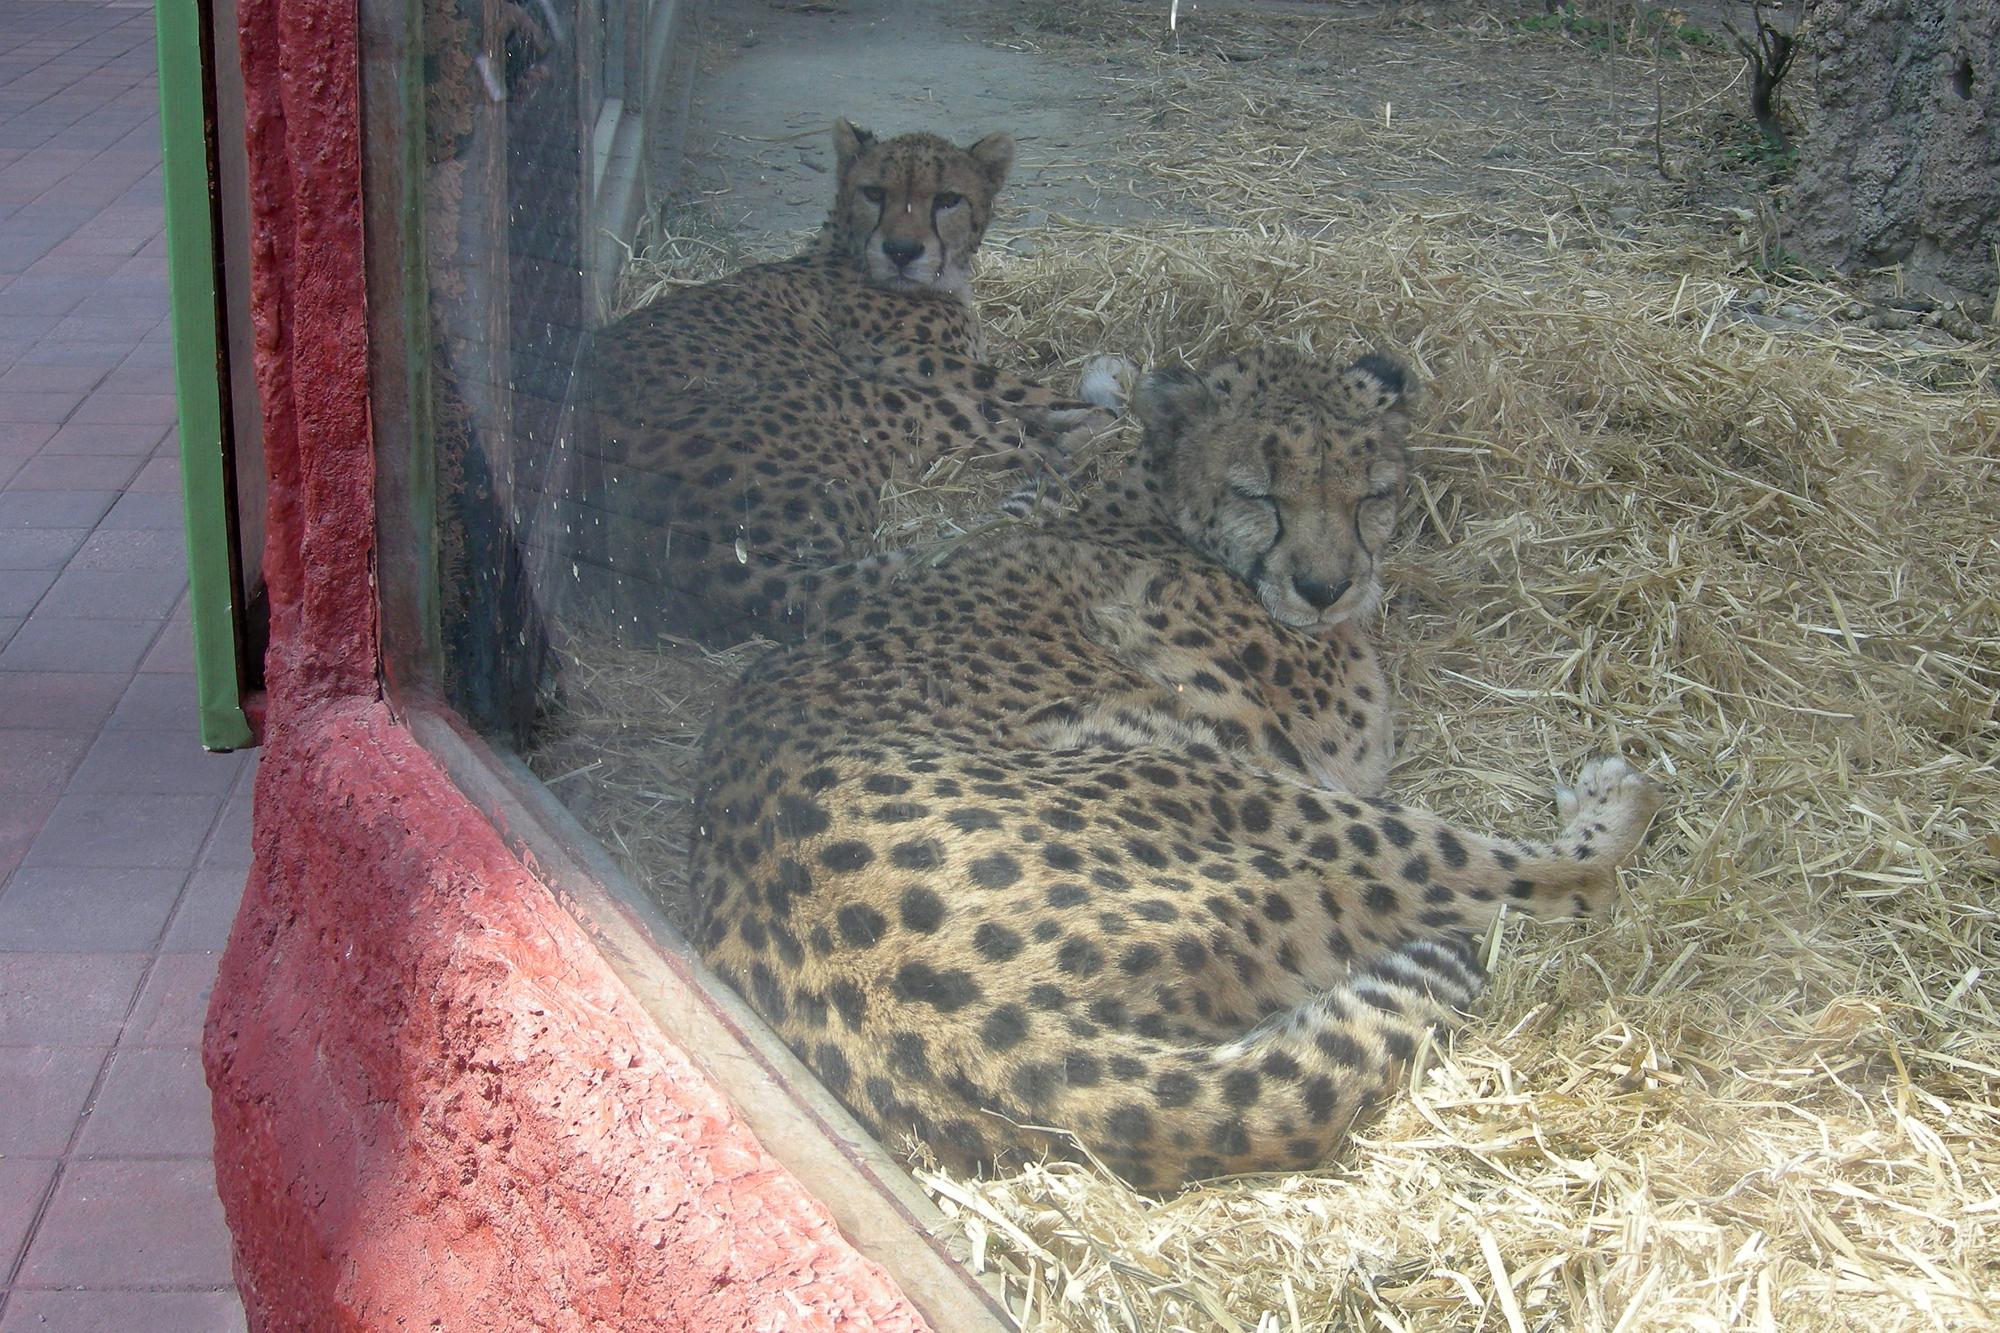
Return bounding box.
[1035,933,1486,1193]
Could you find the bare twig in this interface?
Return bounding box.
[1723,0,1798,148]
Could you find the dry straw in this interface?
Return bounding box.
[530,5,1999,1327]
[926,217,2000,1333]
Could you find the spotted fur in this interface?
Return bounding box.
[692,346,1663,1191]
[576,121,1111,643]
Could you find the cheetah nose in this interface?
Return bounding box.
[1293,576,1351,611]
[881,238,924,269]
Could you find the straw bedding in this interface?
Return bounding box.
[528,4,1998,1326]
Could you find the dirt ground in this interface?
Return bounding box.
[672,0,1777,253]
[645,0,1982,350]
[673,0,1175,246]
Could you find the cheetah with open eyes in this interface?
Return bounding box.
[690,344,1663,1192]
[574,119,1112,643]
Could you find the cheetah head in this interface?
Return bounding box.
[828,119,1013,300]
[1136,347,1412,633]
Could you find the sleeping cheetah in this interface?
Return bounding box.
[691,345,1663,1191]
[574,120,1112,643]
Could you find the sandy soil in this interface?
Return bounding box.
[666,0,1782,252]
[675,0,1175,244]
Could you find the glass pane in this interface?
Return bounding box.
[387,0,1996,1325]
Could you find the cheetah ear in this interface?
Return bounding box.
[1342,353,1409,409]
[964,131,1015,189]
[1134,366,1217,435]
[833,118,875,175]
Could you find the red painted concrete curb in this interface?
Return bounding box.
[207,699,928,1330]
[205,0,936,1324]
[233,0,375,718]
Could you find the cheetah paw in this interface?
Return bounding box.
[1555,755,1663,861]
[1077,354,1138,414]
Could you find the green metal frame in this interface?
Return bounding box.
[155,0,253,751]
[361,0,444,704]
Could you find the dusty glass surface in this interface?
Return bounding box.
[403,0,1647,1203]
[382,1,1999,1326]
[407,0,1173,928]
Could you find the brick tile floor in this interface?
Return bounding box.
[0,2,247,1327]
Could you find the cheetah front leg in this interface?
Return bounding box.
[860,346,1122,447]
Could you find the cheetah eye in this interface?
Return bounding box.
[1364,486,1396,502]
[933,191,963,210]
[860,185,886,204]
[1359,491,1398,538]
[1230,482,1272,502]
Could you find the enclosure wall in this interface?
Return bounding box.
[203,0,928,1325]
[208,700,927,1330]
